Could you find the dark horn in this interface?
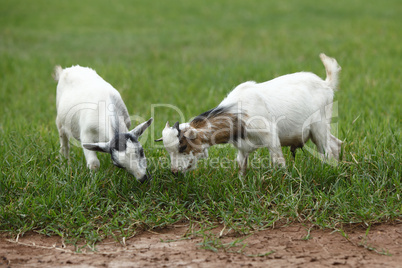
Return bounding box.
[173,121,180,131]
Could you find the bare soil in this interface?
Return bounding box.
[1,222,401,268]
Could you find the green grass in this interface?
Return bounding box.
[1,0,401,248]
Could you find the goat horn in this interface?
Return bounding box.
[173,121,180,131]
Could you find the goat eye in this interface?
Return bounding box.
[179,144,187,153]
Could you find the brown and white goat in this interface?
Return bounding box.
[157,54,342,174]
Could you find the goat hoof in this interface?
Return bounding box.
[88,160,100,171]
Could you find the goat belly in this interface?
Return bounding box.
[278,126,310,144]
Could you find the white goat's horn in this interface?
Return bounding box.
[165,121,170,128]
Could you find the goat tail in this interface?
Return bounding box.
[320,53,341,90]
[53,65,63,81]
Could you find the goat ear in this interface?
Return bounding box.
[83,142,110,153]
[183,128,197,140]
[130,117,153,137]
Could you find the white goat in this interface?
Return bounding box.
[54,65,153,182]
[157,53,342,174]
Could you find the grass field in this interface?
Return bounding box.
[0,0,401,249]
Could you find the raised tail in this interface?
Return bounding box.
[53,65,63,81]
[320,53,341,90]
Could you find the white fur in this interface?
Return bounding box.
[161,122,203,172]
[55,65,152,182]
[161,53,342,174]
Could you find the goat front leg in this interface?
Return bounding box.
[83,147,100,170]
[237,150,249,175]
[262,133,286,167]
[81,132,100,170]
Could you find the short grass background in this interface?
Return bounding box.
[1,0,401,250]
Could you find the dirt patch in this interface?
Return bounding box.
[1,222,401,267]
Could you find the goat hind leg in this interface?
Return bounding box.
[330,134,342,160]
[311,123,333,160]
[56,118,69,158]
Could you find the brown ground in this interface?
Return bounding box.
[1,222,401,268]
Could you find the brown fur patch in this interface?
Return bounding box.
[175,107,247,155]
[199,113,244,144]
[177,130,204,155]
[178,112,247,151]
